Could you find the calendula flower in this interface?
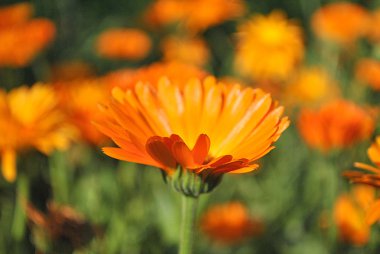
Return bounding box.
[0,2,33,28]
[161,36,210,66]
[235,11,304,81]
[54,79,108,145]
[311,2,370,45]
[145,0,244,33]
[334,185,378,246]
[345,137,380,191]
[96,76,289,196]
[102,61,207,91]
[298,100,374,151]
[200,202,263,244]
[285,67,339,106]
[0,18,55,67]
[50,60,94,83]
[96,28,151,60]
[0,84,75,182]
[355,58,380,90]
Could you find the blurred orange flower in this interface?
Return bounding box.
[311,2,370,45]
[355,58,380,90]
[96,28,151,60]
[0,84,75,182]
[54,79,108,145]
[200,202,263,244]
[235,11,304,81]
[96,76,289,187]
[161,36,210,66]
[334,185,377,246]
[102,61,207,91]
[145,0,245,33]
[298,100,374,151]
[0,2,33,28]
[285,67,339,106]
[0,17,55,67]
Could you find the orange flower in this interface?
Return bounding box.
[0,2,33,28]
[96,28,151,60]
[355,58,380,90]
[54,79,108,145]
[0,84,75,182]
[102,61,207,91]
[298,100,374,151]
[345,137,380,193]
[311,2,370,45]
[235,11,304,81]
[161,36,210,66]
[334,185,377,246]
[96,76,289,195]
[200,202,263,244]
[0,17,55,67]
[285,67,339,106]
[145,0,245,33]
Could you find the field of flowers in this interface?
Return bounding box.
[1,0,380,253]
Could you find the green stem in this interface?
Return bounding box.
[179,195,198,254]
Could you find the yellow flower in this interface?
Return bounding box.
[161,36,210,66]
[0,84,75,182]
[285,67,339,106]
[235,11,304,81]
[54,79,108,145]
[96,76,289,196]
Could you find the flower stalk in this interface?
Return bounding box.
[179,195,198,254]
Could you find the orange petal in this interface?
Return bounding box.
[171,140,196,168]
[1,149,17,182]
[192,134,210,165]
[146,136,177,169]
[366,200,380,225]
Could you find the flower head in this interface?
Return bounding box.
[161,36,210,67]
[96,76,289,196]
[145,0,245,33]
[285,67,339,107]
[311,2,370,45]
[344,137,380,189]
[355,58,380,91]
[0,18,55,67]
[200,202,263,244]
[96,28,151,60]
[0,84,75,182]
[54,79,108,145]
[235,11,304,81]
[298,100,374,151]
[334,185,377,246]
[102,61,207,91]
